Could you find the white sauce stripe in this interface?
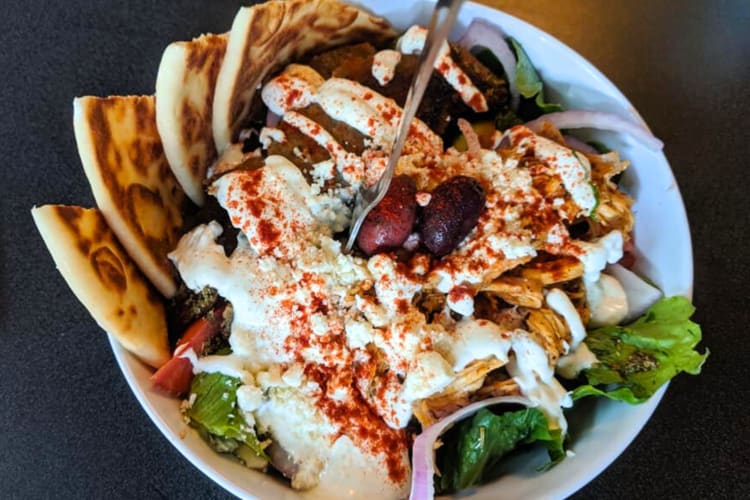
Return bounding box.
[261,64,324,116]
[372,49,401,86]
[397,25,488,113]
[556,343,598,380]
[546,288,586,351]
[314,77,442,154]
[585,273,629,327]
[572,230,624,281]
[507,125,597,215]
[168,26,644,496]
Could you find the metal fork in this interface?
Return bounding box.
[344,0,465,253]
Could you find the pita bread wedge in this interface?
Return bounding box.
[212,0,395,153]
[32,205,170,369]
[73,95,185,298]
[156,33,228,206]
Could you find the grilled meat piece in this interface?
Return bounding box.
[267,119,331,177]
[299,103,368,155]
[307,42,377,79]
[450,44,508,112]
[306,42,509,137]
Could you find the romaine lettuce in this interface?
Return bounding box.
[436,407,564,493]
[572,296,708,403]
[508,37,563,117]
[187,372,267,460]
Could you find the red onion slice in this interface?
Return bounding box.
[409,395,532,500]
[525,110,664,151]
[458,19,519,111]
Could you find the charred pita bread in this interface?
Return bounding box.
[32,205,170,369]
[156,33,228,206]
[73,95,185,298]
[212,0,395,153]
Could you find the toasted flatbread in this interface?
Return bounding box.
[32,205,170,369]
[212,0,395,153]
[73,95,185,298]
[156,33,228,206]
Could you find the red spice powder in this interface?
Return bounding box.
[562,242,585,258]
[448,285,474,305]
[285,88,302,109]
[310,295,329,315]
[381,107,396,122]
[468,92,485,111]
[239,172,262,197]
[245,198,266,218]
[302,365,409,484]
[256,219,280,246]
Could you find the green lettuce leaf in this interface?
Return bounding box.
[436,408,564,493]
[572,296,708,403]
[508,37,563,117]
[187,372,267,459]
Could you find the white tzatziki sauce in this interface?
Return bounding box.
[168,26,638,497]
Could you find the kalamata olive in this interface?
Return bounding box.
[419,175,485,257]
[356,175,417,256]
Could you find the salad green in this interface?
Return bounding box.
[426,29,706,492]
[436,407,564,494]
[433,297,707,493]
[573,296,708,403]
[472,40,561,129]
[508,37,563,117]
[187,372,267,461]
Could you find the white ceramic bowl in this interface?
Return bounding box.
[109,1,693,498]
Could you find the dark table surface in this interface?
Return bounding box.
[2,0,748,498]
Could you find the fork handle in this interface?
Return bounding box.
[373,0,465,200]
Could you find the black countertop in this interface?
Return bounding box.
[2,0,748,498]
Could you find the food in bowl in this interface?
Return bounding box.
[32,1,707,498]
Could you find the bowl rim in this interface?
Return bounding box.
[107,1,694,498]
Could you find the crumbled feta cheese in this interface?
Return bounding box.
[446,286,474,316]
[345,318,375,349]
[281,363,305,388]
[237,385,264,412]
